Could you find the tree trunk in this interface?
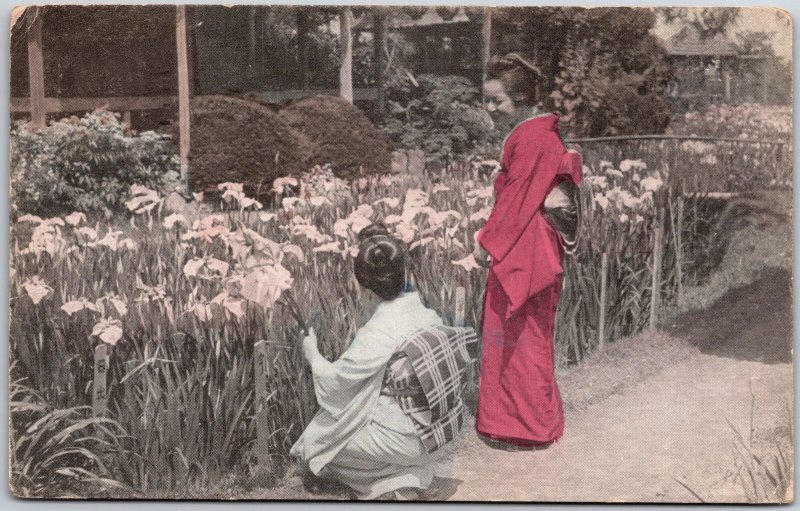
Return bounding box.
[481,7,492,101]
[373,9,386,117]
[339,7,353,103]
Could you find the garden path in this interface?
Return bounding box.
[245,190,793,503]
[429,191,793,503]
[432,266,792,502]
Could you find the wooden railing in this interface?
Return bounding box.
[10,88,379,115]
[565,134,790,192]
[10,95,175,114]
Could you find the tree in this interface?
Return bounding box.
[735,30,791,104]
[735,30,776,56]
[656,7,740,38]
[492,7,673,137]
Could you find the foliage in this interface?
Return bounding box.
[381,74,494,162]
[727,398,792,504]
[656,7,740,37]
[10,110,184,219]
[735,30,777,56]
[493,7,673,138]
[569,103,792,193]
[9,378,137,498]
[279,95,393,179]
[732,31,791,105]
[194,6,342,92]
[551,39,672,137]
[669,103,791,141]
[9,141,734,496]
[666,104,792,189]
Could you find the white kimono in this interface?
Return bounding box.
[290,291,444,499]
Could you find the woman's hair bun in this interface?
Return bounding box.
[354,231,406,301]
[357,222,390,242]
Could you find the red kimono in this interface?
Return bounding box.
[476,113,582,446]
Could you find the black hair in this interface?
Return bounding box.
[354,226,405,301]
[356,222,390,242]
[487,52,542,106]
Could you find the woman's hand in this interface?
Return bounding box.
[301,327,318,362]
[472,243,491,268]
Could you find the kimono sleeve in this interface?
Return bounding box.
[478,133,565,262]
[310,326,393,418]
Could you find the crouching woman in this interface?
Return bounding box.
[290,228,476,500]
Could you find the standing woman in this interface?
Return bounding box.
[472,53,583,449]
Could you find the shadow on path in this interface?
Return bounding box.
[668,267,793,365]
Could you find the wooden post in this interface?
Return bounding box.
[297,10,310,90]
[598,252,608,350]
[454,286,466,327]
[676,181,685,309]
[247,6,257,81]
[722,59,731,102]
[256,8,267,78]
[649,223,663,330]
[672,138,680,185]
[481,7,492,101]
[93,344,110,418]
[176,5,191,181]
[187,6,198,96]
[252,340,275,483]
[373,9,386,118]
[26,6,46,130]
[162,363,181,468]
[339,7,353,103]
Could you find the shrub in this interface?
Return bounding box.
[186,95,311,199]
[10,110,184,218]
[279,95,393,179]
[381,74,494,163]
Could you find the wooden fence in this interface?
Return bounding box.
[16,5,373,182]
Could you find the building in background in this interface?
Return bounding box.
[661,24,774,111]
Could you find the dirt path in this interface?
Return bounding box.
[432,268,793,503]
[228,191,793,502]
[418,190,795,503]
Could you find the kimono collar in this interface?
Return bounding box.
[500,111,561,161]
[374,291,424,317]
[522,111,560,132]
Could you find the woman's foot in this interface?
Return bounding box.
[374,487,421,500]
[417,476,462,501]
[478,433,554,452]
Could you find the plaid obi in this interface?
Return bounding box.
[380,325,479,453]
